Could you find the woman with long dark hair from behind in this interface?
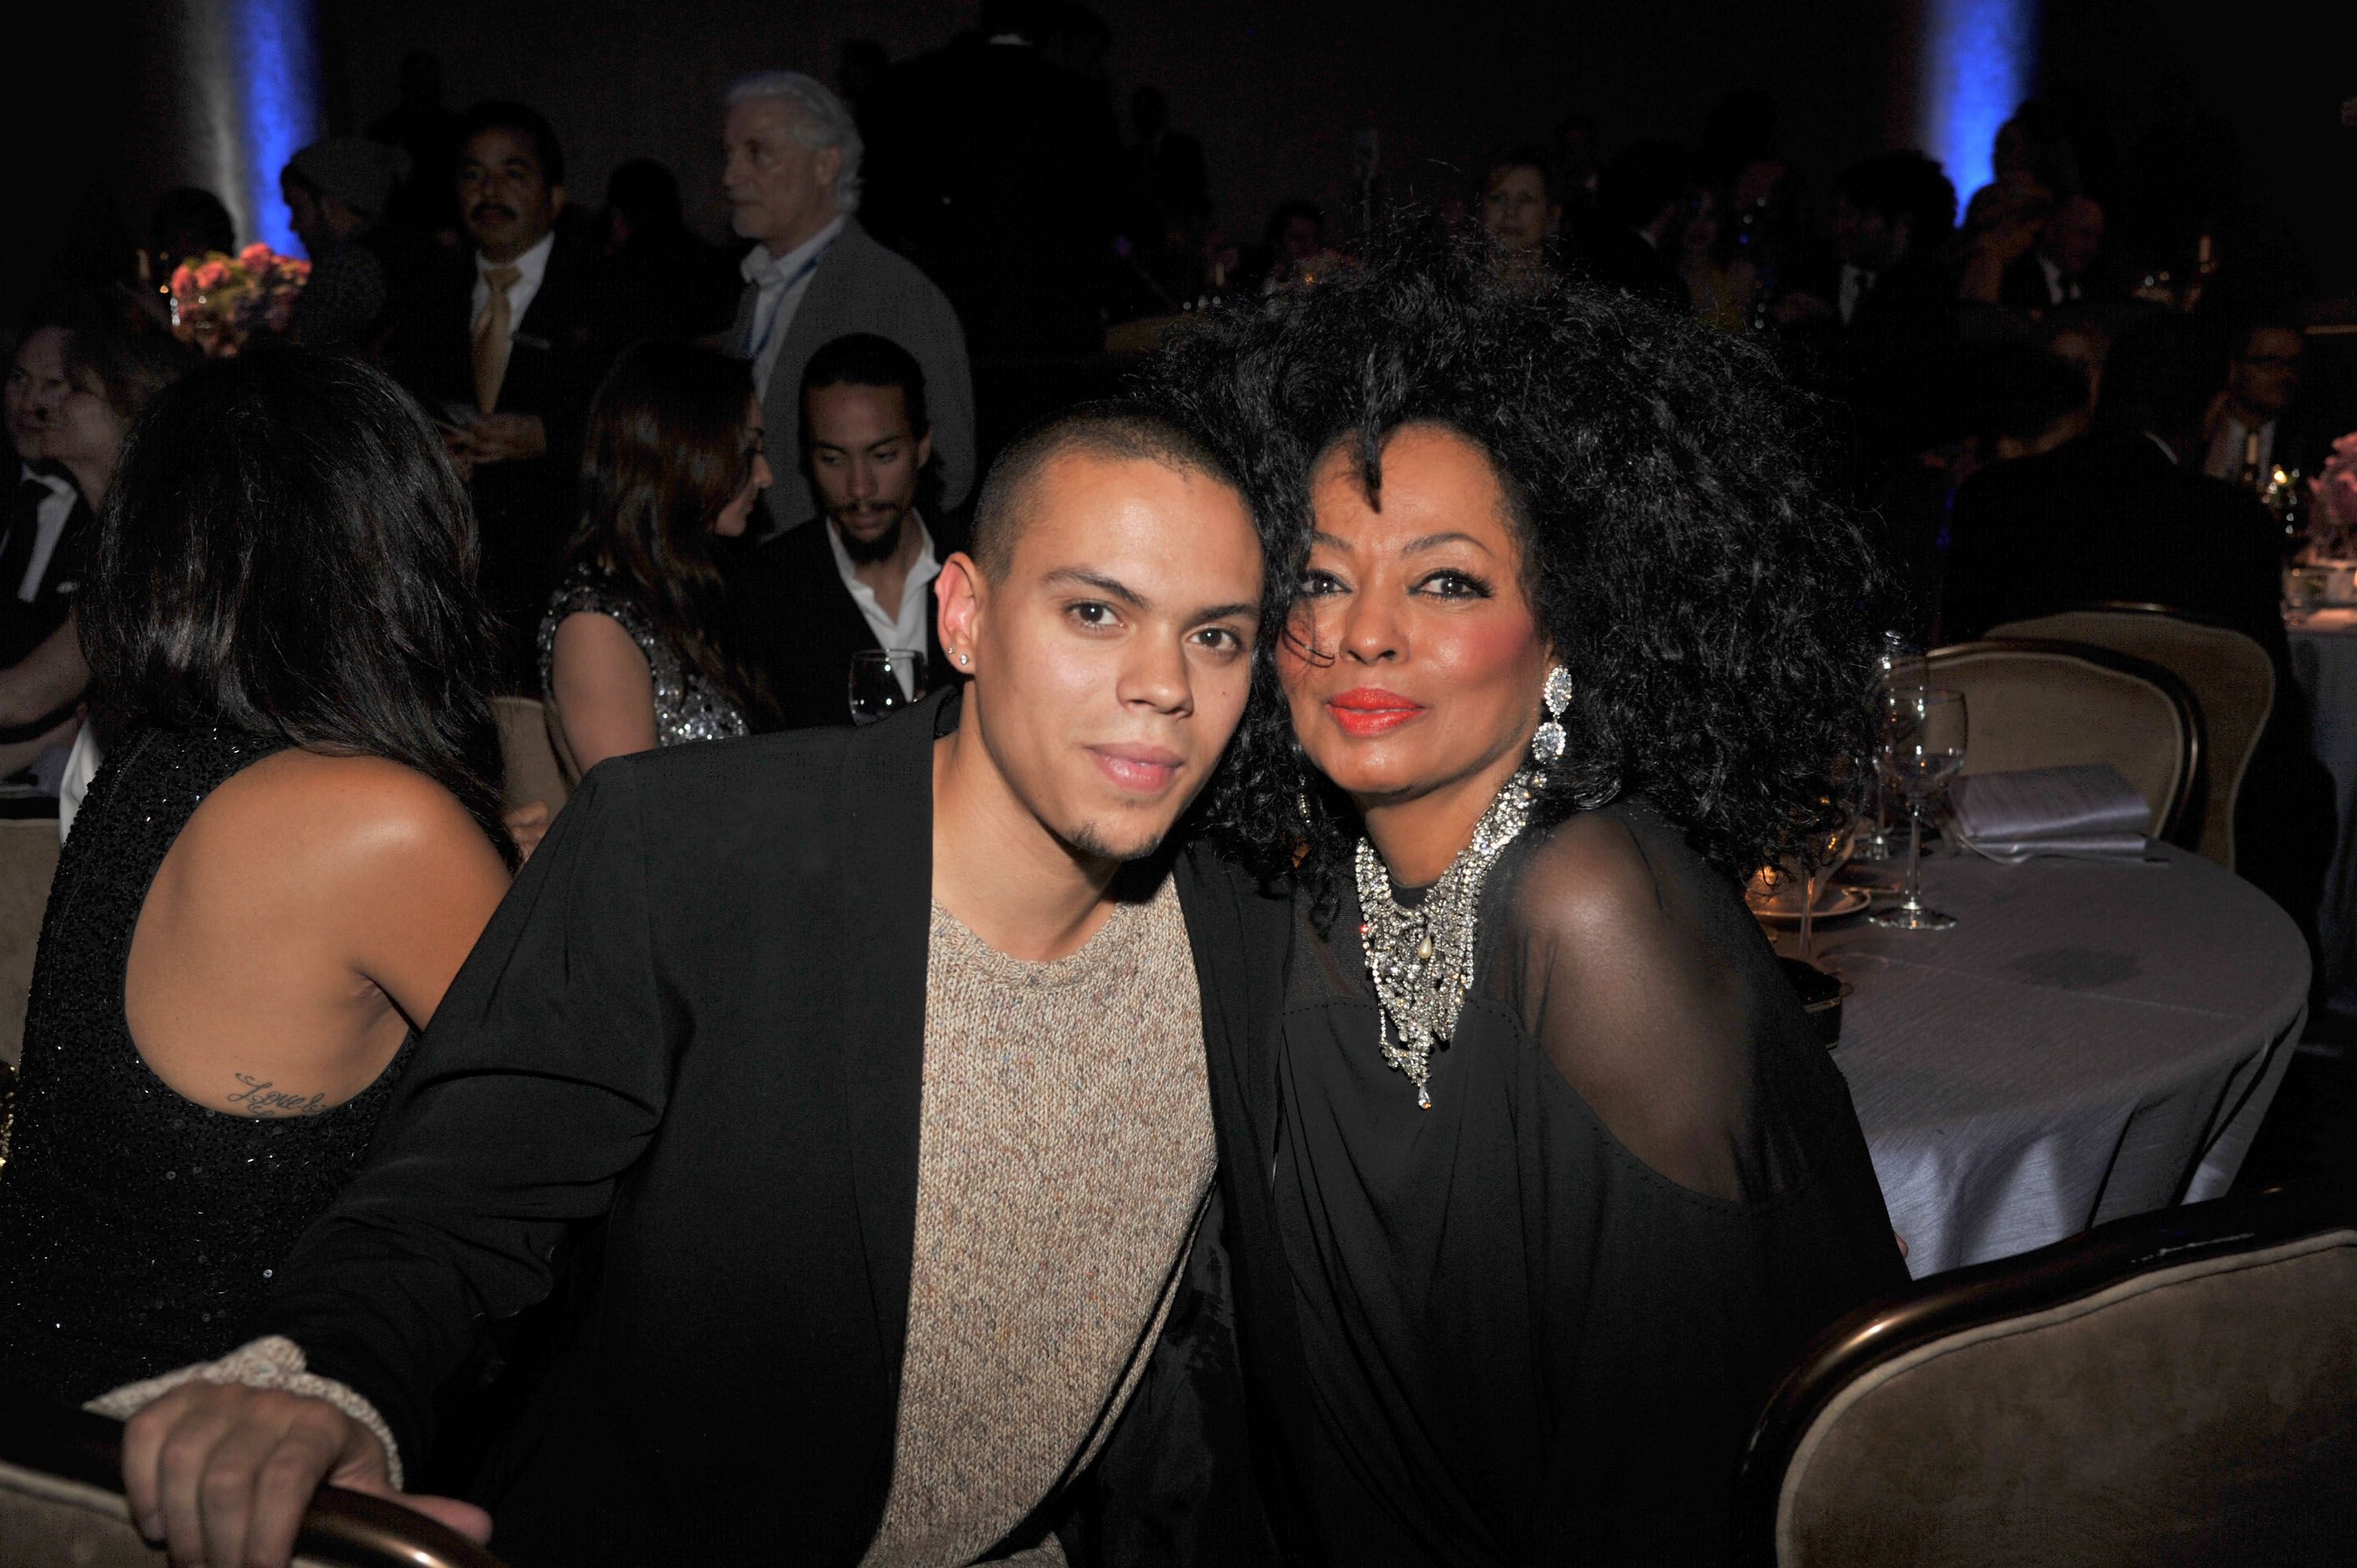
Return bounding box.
[0,350,517,1409]
[540,340,775,775]
[1152,236,1910,1563]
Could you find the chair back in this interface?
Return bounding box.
[1924,639,2201,841]
[1738,1181,2357,1567]
[0,1393,505,1567]
[0,819,60,1068]
[1987,605,2272,871]
[492,696,570,813]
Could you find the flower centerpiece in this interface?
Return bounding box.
[168,244,310,356]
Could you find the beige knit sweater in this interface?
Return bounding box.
[859,876,1212,1567]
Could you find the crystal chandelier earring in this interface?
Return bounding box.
[1531,665,1573,782]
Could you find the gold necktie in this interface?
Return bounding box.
[472,264,524,413]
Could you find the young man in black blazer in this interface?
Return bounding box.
[113,401,1289,1568]
[736,332,961,728]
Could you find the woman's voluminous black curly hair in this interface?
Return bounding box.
[1143,224,1891,901]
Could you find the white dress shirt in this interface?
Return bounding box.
[471,230,557,346]
[740,216,847,398]
[2037,253,2080,308]
[1838,263,1875,325]
[825,512,939,698]
[13,463,77,602]
[2204,416,2278,483]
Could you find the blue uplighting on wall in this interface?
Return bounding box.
[229,0,321,257]
[1918,0,2039,199]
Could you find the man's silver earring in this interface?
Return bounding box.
[1531,665,1573,778]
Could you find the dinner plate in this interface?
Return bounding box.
[1749,885,1871,925]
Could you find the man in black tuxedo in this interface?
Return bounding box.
[382,101,609,683]
[738,332,961,728]
[1571,141,1688,311]
[1998,193,2106,317]
[2,323,104,678]
[115,401,1287,1568]
[1944,313,2335,930]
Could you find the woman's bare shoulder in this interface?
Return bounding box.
[178,748,501,885]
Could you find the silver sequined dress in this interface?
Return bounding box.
[538,569,750,747]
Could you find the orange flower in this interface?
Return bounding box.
[195,259,232,291]
[240,243,273,268]
[170,263,194,294]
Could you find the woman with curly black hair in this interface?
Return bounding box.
[1147,235,1909,1563]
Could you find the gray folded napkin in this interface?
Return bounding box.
[1949,764,2154,863]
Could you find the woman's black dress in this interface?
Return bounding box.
[0,727,416,1407]
[1270,799,1908,1564]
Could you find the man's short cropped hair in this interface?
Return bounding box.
[458,100,566,188]
[800,332,930,441]
[970,401,1242,582]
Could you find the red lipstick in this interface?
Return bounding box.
[1327,687,1426,737]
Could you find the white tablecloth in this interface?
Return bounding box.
[1780,844,2308,1278]
[2289,609,2357,994]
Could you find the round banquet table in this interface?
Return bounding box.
[2288,607,2357,995]
[1773,843,2308,1280]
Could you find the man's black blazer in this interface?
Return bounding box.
[0,480,89,672]
[381,236,611,659]
[254,691,1294,1566]
[733,511,966,731]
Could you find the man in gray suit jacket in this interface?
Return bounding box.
[723,71,975,537]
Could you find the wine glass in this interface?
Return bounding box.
[849,648,926,726]
[1867,687,1967,931]
[1857,644,1930,861]
[1798,816,1857,965]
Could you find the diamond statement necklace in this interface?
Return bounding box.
[1353,769,1540,1108]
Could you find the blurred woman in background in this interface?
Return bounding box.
[541,339,775,775]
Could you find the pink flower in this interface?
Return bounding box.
[170,263,195,294]
[195,259,232,291]
[240,243,273,268]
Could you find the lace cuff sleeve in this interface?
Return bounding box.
[83,1335,405,1490]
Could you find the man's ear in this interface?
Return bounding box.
[935,551,986,675]
[549,185,569,219]
[916,429,935,470]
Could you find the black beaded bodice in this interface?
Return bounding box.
[0,727,416,1407]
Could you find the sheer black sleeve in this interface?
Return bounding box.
[1491,804,1826,1204]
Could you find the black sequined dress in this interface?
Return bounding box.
[0,727,417,1407]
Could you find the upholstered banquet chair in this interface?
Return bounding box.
[1736,1180,2357,1567]
[0,1391,507,1566]
[492,695,572,811]
[1925,639,2201,842]
[1987,606,2271,873]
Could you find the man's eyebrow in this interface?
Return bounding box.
[1191,601,1259,624]
[1043,568,1147,609]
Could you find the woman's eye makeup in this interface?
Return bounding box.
[1415,569,1493,599]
